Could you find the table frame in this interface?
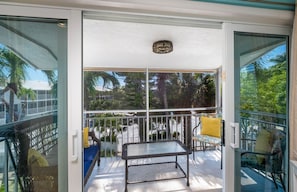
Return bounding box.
[122,140,190,192]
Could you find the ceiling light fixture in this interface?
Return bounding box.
[152,40,173,54]
[57,22,67,28]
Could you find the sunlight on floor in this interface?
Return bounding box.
[85,150,223,192]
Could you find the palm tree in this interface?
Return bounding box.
[156,73,169,110]
[0,48,30,122]
[18,88,36,118]
[0,47,56,122]
[83,71,120,110]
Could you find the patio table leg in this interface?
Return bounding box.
[175,155,177,168]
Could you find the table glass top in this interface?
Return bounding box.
[127,141,186,157]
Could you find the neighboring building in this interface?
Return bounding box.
[0,87,21,124]
[0,81,57,125]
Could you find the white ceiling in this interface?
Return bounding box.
[0,0,293,72]
[83,18,223,71]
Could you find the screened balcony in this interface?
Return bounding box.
[0,109,288,192]
[82,109,286,192]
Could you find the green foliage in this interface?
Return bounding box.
[149,132,167,141]
[100,133,117,142]
[86,71,216,111]
[165,73,215,108]
[83,71,120,110]
[122,72,146,110]
[93,113,122,128]
[240,53,287,115]
[172,131,180,139]
[0,183,4,192]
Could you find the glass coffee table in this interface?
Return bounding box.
[122,140,190,192]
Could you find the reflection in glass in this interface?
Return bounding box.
[234,32,288,192]
[0,16,67,191]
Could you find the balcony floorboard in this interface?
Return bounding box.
[84,150,223,192]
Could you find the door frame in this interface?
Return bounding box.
[0,2,293,192]
[222,22,291,192]
[0,4,83,192]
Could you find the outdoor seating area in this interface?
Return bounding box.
[82,111,286,192]
[0,110,287,191]
[192,116,224,152]
[84,147,284,192]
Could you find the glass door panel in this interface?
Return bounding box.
[234,32,288,192]
[0,16,67,191]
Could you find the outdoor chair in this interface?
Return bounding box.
[241,128,286,190]
[83,127,101,185]
[192,116,224,168]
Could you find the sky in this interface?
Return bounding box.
[26,65,50,82]
[241,44,286,72]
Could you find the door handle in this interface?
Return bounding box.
[71,130,78,162]
[230,122,239,149]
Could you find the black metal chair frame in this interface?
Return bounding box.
[240,129,286,191]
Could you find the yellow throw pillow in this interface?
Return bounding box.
[28,148,49,167]
[83,127,90,148]
[255,129,272,164]
[200,116,221,138]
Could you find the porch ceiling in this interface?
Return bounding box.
[0,14,287,72]
[0,0,293,71]
[0,18,65,70]
[83,17,223,71]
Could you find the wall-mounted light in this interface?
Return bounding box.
[152,40,173,54]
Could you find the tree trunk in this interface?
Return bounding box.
[8,90,15,122]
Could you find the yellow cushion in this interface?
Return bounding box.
[83,127,90,148]
[200,116,221,138]
[255,129,272,163]
[28,148,49,167]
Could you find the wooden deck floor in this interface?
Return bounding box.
[84,150,223,192]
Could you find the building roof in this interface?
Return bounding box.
[23,80,52,91]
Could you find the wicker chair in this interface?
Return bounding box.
[13,115,58,192]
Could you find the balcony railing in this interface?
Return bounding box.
[240,110,286,151]
[84,108,219,157]
[0,113,57,192]
[0,108,287,191]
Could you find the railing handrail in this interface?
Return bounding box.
[240,116,286,128]
[0,112,57,138]
[84,107,221,115]
[240,110,286,120]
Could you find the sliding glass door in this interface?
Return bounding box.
[223,23,290,192]
[0,5,82,192]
